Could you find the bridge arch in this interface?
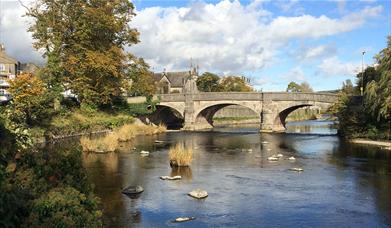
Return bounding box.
[194,103,260,128]
[149,105,184,129]
[274,104,314,130]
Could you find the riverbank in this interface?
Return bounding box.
[350,138,391,149]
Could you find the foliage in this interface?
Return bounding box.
[196,72,220,92]
[27,187,102,227]
[341,79,355,95]
[7,73,54,126]
[169,144,193,167]
[48,110,134,137]
[332,36,391,140]
[356,66,380,93]
[127,57,156,98]
[286,81,313,92]
[218,76,253,92]
[26,0,139,106]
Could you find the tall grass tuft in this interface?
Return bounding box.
[80,133,119,153]
[115,123,166,142]
[169,144,193,167]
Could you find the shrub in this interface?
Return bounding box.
[27,186,102,227]
[169,144,193,167]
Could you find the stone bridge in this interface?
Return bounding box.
[146,92,338,132]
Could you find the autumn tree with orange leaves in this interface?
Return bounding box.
[25,0,140,107]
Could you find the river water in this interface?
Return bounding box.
[74,120,391,227]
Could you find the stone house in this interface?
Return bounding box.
[0,44,18,102]
[0,44,39,102]
[153,67,198,94]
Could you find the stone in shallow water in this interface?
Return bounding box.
[173,217,195,223]
[188,189,208,199]
[289,168,303,172]
[276,153,283,158]
[288,156,296,161]
[140,150,149,156]
[154,140,164,144]
[267,156,279,161]
[160,175,182,180]
[261,141,269,144]
[121,185,144,199]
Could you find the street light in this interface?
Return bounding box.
[361,50,366,96]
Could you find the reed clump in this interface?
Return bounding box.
[115,123,166,142]
[169,144,193,167]
[80,133,119,153]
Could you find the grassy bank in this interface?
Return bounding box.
[31,110,135,140]
[80,123,166,153]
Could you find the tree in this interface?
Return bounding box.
[196,72,220,92]
[342,79,354,95]
[7,73,53,126]
[364,36,391,121]
[127,57,156,98]
[286,81,313,92]
[218,76,253,92]
[286,82,301,92]
[26,0,139,106]
[356,66,380,93]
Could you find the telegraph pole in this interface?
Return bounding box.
[361,51,365,96]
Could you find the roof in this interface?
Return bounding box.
[20,63,39,74]
[0,51,18,65]
[154,71,190,87]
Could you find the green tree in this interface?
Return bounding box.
[286,81,313,92]
[286,82,301,92]
[218,76,253,92]
[342,79,354,95]
[356,66,380,93]
[127,57,156,98]
[26,0,139,106]
[196,72,220,92]
[365,37,391,121]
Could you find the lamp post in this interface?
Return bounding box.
[360,51,366,96]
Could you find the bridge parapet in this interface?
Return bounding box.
[159,92,337,103]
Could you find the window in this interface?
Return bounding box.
[0,64,5,72]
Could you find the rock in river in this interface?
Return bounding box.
[188,189,208,199]
[173,217,196,223]
[140,150,149,156]
[289,168,303,172]
[288,156,296,161]
[267,156,279,161]
[160,175,182,180]
[122,185,144,199]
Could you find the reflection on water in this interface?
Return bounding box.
[48,120,391,227]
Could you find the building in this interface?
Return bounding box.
[153,66,199,94]
[0,44,18,102]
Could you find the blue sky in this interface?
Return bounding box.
[0,0,390,91]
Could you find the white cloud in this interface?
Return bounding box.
[0,0,383,74]
[130,1,382,73]
[0,1,44,64]
[280,66,307,82]
[295,44,337,62]
[317,57,359,77]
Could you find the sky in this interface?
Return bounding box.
[0,0,390,91]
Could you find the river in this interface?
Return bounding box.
[56,120,391,227]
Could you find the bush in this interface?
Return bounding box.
[27,187,102,227]
[169,144,193,167]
